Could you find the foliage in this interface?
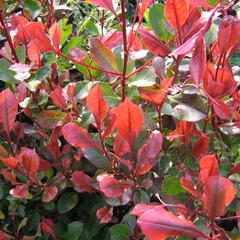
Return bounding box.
[0,0,240,239]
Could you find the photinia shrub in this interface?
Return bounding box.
[0,0,240,239]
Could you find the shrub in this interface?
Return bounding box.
[0,0,240,239]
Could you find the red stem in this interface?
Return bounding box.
[120,0,128,102]
[56,50,121,76]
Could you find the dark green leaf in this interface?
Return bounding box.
[64,222,84,240]
[109,224,129,240]
[36,67,51,81]
[57,192,79,214]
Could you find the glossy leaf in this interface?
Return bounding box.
[42,186,58,203]
[96,206,113,223]
[172,103,207,122]
[202,176,237,219]
[137,206,209,240]
[0,89,18,136]
[57,192,79,214]
[113,133,130,156]
[49,87,66,109]
[190,37,206,86]
[149,3,171,41]
[192,134,210,159]
[200,154,219,184]
[89,38,118,72]
[37,110,66,129]
[49,22,62,50]
[136,130,163,175]
[20,148,40,177]
[164,0,189,29]
[72,170,97,193]
[62,122,99,149]
[86,0,116,14]
[10,184,28,199]
[99,176,130,198]
[87,84,109,127]
[41,217,57,240]
[111,98,144,146]
[138,27,171,55]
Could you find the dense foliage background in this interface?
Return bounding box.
[0,0,240,239]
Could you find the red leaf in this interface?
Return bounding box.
[137,206,209,240]
[10,184,28,199]
[200,154,219,184]
[192,134,209,159]
[96,206,113,223]
[0,232,7,240]
[113,133,130,156]
[229,163,240,176]
[131,203,160,216]
[37,110,66,129]
[70,47,86,61]
[171,9,217,56]
[139,80,172,106]
[86,0,116,15]
[62,122,99,149]
[87,84,109,128]
[41,217,57,240]
[0,89,18,136]
[111,98,143,146]
[202,176,237,220]
[72,170,97,193]
[42,186,58,202]
[136,130,163,175]
[27,41,41,66]
[99,176,130,198]
[103,112,117,139]
[1,170,19,185]
[190,37,206,86]
[164,0,189,30]
[49,22,61,50]
[1,157,19,171]
[19,148,40,177]
[189,0,209,7]
[139,0,154,22]
[218,16,240,53]
[90,38,118,71]
[25,22,53,52]
[180,177,200,198]
[49,87,66,109]
[212,99,231,120]
[138,27,171,55]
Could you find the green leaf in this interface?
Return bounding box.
[58,19,73,46]
[109,224,129,240]
[23,0,42,18]
[149,3,172,41]
[57,192,79,214]
[114,46,135,75]
[37,110,67,129]
[128,67,155,87]
[35,67,51,81]
[74,81,95,100]
[82,148,110,168]
[16,46,27,63]
[162,175,187,196]
[0,59,19,83]
[90,38,118,72]
[172,103,207,122]
[207,0,219,6]
[62,37,81,56]
[64,222,84,240]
